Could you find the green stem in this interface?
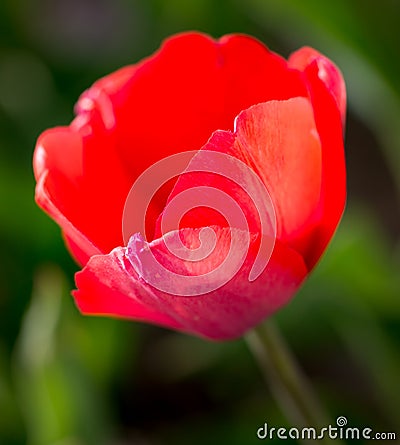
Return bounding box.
[245,320,341,445]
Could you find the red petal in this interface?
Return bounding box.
[234,98,322,245]
[74,227,307,340]
[34,128,83,185]
[35,169,101,261]
[34,128,100,261]
[112,33,307,180]
[33,114,133,259]
[73,248,184,330]
[289,48,346,268]
[155,98,322,261]
[289,47,346,125]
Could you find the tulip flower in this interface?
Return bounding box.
[33,32,346,341]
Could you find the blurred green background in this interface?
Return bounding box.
[1,0,399,444]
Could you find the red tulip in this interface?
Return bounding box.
[33,32,346,340]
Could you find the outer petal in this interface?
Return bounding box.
[35,169,101,263]
[289,48,346,268]
[73,246,184,330]
[289,47,346,125]
[34,129,101,262]
[34,112,135,262]
[109,33,307,182]
[154,98,322,259]
[74,227,307,340]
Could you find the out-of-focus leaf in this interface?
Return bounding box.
[13,265,114,445]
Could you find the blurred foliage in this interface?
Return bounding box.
[0,0,399,444]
